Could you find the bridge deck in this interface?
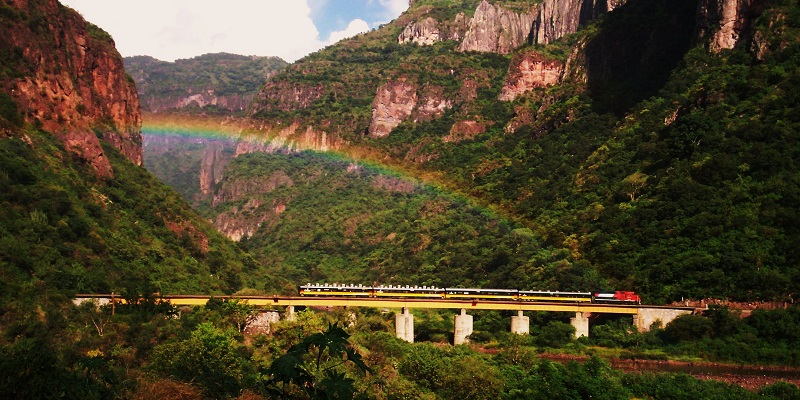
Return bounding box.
[74,295,693,314]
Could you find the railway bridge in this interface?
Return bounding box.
[74,294,695,344]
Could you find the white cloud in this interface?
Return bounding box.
[378,0,409,18]
[370,0,408,24]
[327,19,370,44]
[60,0,325,62]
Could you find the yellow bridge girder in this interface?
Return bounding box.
[70,295,691,315]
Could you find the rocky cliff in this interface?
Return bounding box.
[698,0,767,53]
[368,78,419,138]
[458,0,537,54]
[399,0,627,55]
[498,51,564,101]
[0,0,142,178]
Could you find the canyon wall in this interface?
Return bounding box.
[0,0,142,178]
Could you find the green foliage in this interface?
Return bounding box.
[0,91,22,130]
[534,321,575,348]
[662,314,714,343]
[759,381,800,400]
[85,22,112,43]
[264,322,371,400]
[224,151,576,292]
[0,126,258,312]
[206,297,260,333]
[124,53,288,112]
[223,0,800,304]
[150,322,253,398]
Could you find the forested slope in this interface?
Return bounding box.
[230,0,800,302]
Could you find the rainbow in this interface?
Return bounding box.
[141,113,514,224]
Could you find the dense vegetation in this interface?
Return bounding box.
[5,298,799,399]
[125,53,288,112]
[229,0,800,303]
[0,124,258,297]
[3,0,800,396]
[143,136,237,208]
[219,151,600,293]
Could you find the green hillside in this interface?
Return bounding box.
[125,53,288,113]
[216,151,590,293]
[234,0,800,303]
[0,123,257,299]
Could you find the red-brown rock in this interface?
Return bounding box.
[1,0,142,178]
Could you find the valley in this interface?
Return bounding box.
[1,0,799,398]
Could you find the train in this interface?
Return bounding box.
[298,284,641,304]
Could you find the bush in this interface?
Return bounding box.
[534,321,575,348]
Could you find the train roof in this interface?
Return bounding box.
[444,287,518,293]
[518,290,592,296]
[374,286,442,291]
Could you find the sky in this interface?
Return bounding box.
[59,0,409,63]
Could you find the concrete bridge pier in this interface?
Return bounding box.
[634,308,692,332]
[285,305,295,321]
[454,308,474,345]
[510,310,529,335]
[571,312,590,338]
[395,307,414,342]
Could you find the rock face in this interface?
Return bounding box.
[458,0,537,54]
[0,0,142,178]
[443,120,487,143]
[399,17,443,45]
[698,0,767,53]
[413,85,452,123]
[234,121,343,156]
[398,13,470,45]
[199,141,231,195]
[254,81,325,113]
[498,51,565,101]
[533,0,584,45]
[397,0,628,55]
[212,171,293,240]
[368,79,418,138]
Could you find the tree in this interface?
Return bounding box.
[149,323,252,398]
[263,322,371,400]
[207,297,260,333]
[621,171,649,202]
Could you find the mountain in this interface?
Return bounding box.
[0,0,141,178]
[182,0,797,303]
[126,53,288,209]
[0,0,259,301]
[124,53,288,114]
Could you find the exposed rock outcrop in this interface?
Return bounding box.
[458,1,537,54]
[399,17,443,45]
[212,171,293,240]
[397,0,637,56]
[1,0,142,178]
[199,141,231,195]
[443,120,487,143]
[234,121,343,156]
[412,85,452,123]
[254,81,325,113]
[533,0,584,45]
[399,13,470,45]
[212,171,293,208]
[368,78,418,138]
[698,0,767,53]
[498,51,564,101]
